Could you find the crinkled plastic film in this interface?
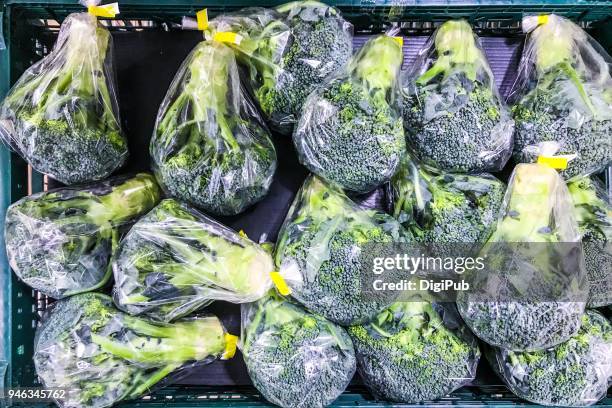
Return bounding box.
[274,175,411,325]
[34,293,234,408]
[150,40,277,216]
[347,301,480,403]
[0,12,128,185]
[240,292,356,408]
[402,20,514,174]
[112,199,274,322]
[457,163,588,351]
[293,35,405,193]
[510,14,612,180]
[4,173,161,299]
[488,310,612,407]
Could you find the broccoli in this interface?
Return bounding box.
[347,301,480,403]
[4,173,160,299]
[151,41,276,216]
[511,15,612,180]
[568,177,612,308]
[241,292,356,408]
[274,175,411,325]
[113,198,274,322]
[34,293,233,408]
[457,164,587,351]
[489,310,612,407]
[402,20,513,174]
[293,35,405,193]
[0,13,128,185]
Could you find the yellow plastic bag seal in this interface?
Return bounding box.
[238,229,248,239]
[88,2,120,18]
[270,271,292,296]
[196,9,208,31]
[392,36,403,48]
[213,32,243,45]
[537,155,568,169]
[537,15,549,26]
[221,333,238,360]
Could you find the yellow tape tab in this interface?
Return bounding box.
[238,230,248,239]
[537,155,568,169]
[537,15,549,25]
[221,333,238,360]
[213,31,243,45]
[88,2,120,18]
[392,36,403,48]
[270,271,292,296]
[196,9,208,31]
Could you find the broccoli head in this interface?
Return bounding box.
[402,20,513,173]
[294,35,405,193]
[489,310,612,407]
[241,292,356,408]
[151,41,276,216]
[0,12,128,185]
[5,173,161,299]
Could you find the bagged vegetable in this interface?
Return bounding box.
[294,35,405,193]
[113,199,274,322]
[241,291,356,408]
[151,40,276,216]
[274,175,411,325]
[457,163,588,351]
[568,176,612,307]
[488,310,612,407]
[34,293,237,408]
[0,9,128,185]
[5,173,160,299]
[207,2,353,134]
[510,14,612,179]
[402,19,514,174]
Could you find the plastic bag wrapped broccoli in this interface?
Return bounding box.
[568,177,612,308]
[4,173,160,299]
[241,291,356,408]
[489,310,612,407]
[0,10,128,185]
[274,175,411,325]
[207,2,352,134]
[347,301,480,403]
[402,20,513,174]
[151,40,276,216]
[510,14,612,179]
[457,163,588,351]
[34,293,237,408]
[294,35,405,193]
[113,199,274,322]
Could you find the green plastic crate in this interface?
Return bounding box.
[0,1,611,407]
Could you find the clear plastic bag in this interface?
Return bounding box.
[293,35,405,193]
[151,40,277,216]
[402,19,514,174]
[112,198,274,322]
[0,11,128,185]
[274,175,411,325]
[34,293,236,408]
[4,173,161,299]
[488,310,612,407]
[510,14,612,180]
[457,163,588,351]
[207,2,353,135]
[567,176,612,308]
[347,301,480,403]
[241,291,356,408]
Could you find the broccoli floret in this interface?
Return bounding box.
[4,173,160,299]
[34,293,232,408]
[567,177,612,307]
[113,199,274,322]
[274,176,411,325]
[242,292,356,408]
[151,41,276,216]
[294,35,405,193]
[347,302,480,402]
[511,15,612,179]
[489,310,612,407]
[402,20,513,173]
[0,13,128,185]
